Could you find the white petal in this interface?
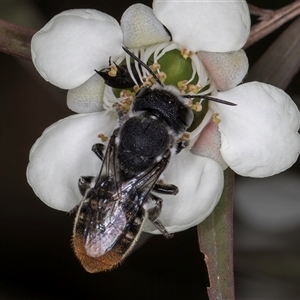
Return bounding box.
[121,4,171,48]
[67,73,105,113]
[198,50,249,91]
[191,116,228,170]
[210,82,300,177]
[27,112,117,211]
[153,0,250,52]
[143,150,224,234]
[31,9,123,89]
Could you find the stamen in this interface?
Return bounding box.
[98,134,108,142]
[133,85,140,93]
[132,48,144,83]
[124,52,140,86]
[188,84,202,94]
[103,85,119,109]
[177,131,190,142]
[150,62,161,72]
[189,109,214,142]
[113,96,134,114]
[212,113,221,124]
[157,72,167,83]
[178,80,188,93]
[181,48,193,60]
[188,53,207,85]
[142,79,153,87]
[123,46,163,86]
[192,102,202,112]
[142,45,158,71]
[119,89,135,99]
[101,41,217,125]
[154,42,178,61]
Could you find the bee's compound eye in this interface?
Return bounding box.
[178,106,194,127]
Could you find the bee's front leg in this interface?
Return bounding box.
[175,140,189,154]
[91,143,106,161]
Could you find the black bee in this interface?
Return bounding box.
[73,47,236,273]
[72,48,195,273]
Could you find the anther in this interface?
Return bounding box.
[181,48,193,59]
[212,113,221,124]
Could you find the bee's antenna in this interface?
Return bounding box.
[122,46,164,87]
[184,95,237,106]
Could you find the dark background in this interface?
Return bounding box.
[1,1,299,299]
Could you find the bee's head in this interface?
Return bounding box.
[132,85,193,135]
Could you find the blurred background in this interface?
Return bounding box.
[1,0,299,299]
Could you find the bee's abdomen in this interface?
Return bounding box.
[72,207,146,273]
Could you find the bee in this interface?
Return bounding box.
[72,47,236,273]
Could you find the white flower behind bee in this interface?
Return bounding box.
[27,111,224,232]
[27,112,116,211]
[198,50,249,91]
[211,82,300,177]
[28,0,300,235]
[121,3,171,48]
[143,150,224,233]
[67,73,106,113]
[153,0,251,52]
[31,9,123,89]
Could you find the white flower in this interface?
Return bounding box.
[28,1,300,235]
[27,111,224,233]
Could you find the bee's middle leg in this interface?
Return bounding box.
[146,194,173,239]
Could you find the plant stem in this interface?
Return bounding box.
[0,19,36,60]
[245,16,300,90]
[245,0,300,49]
[197,169,235,300]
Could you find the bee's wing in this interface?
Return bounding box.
[99,129,121,190]
[90,143,172,243]
[73,131,171,272]
[92,150,172,272]
[120,151,171,223]
[73,131,123,255]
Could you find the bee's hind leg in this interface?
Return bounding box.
[146,194,173,239]
[78,144,104,196]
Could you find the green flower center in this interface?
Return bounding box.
[103,42,216,131]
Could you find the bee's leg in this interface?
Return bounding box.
[78,176,95,196]
[68,204,79,216]
[175,140,189,154]
[147,194,173,239]
[113,104,129,120]
[91,143,105,161]
[153,180,178,195]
